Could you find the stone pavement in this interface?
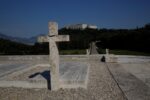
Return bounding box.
[107,62,150,100]
[89,42,99,54]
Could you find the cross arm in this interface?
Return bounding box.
[52,35,69,42]
[37,35,70,43]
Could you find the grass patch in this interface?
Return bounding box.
[60,49,150,56]
[60,49,86,55]
[109,49,150,56]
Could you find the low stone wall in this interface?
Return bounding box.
[0,55,49,62]
[106,55,150,63]
[0,55,92,62]
[0,55,149,63]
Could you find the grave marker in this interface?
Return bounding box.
[38,22,69,90]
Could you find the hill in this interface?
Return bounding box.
[0,38,32,55]
[0,33,38,45]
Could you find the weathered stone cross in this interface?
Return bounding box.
[38,22,69,90]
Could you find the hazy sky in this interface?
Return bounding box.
[0,0,150,38]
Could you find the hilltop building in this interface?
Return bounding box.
[65,24,97,30]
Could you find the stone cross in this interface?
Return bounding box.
[38,22,69,90]
[106,48,109,55]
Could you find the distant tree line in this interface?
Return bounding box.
[59,23,150,53]
[0,39,49,55]
[0,23,150,55]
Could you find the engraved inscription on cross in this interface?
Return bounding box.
[38,22,69,90]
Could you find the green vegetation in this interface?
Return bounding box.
[109,49,150,56]
[59,23,150,54]
[0,39,32,55]
[60,50,86,55]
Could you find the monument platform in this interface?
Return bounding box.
[1,55,150,99]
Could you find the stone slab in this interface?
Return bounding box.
[0,63,34,78]
[0,61,89,89]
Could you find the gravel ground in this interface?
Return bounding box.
[0,61,126,100]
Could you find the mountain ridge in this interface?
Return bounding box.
[0,33,42,45]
